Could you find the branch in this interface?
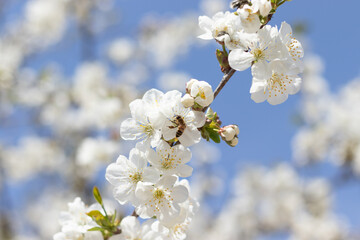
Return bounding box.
[203,68,236,112]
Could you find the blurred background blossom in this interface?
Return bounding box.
[0,0,360,239]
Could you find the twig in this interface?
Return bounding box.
[203,68,236,112]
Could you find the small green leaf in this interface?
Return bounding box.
[93,186,103,205]
[88,227,104,232]
[206,108,215,119]
[87,210,105,221]
[207,127,221,143]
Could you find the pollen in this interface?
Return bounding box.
[129,172,143,183]
[153,189,165,200]
[252,48,265,61]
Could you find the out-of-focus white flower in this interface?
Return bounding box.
[73,62,108,106]
[0,41,24,89]
[76,138,118,178]
[140,15,198,68]
[107,38,136,64]
[292,127,330,165]
[105,144,161,205]
[161,90,205,147]
[147,140,193,177]
[53,197,102,240]
[2,137,64,180]
[25,0,67,45]
[135,175,189,223]
[158,72,190,92]
[290,213,348,240]
[200,0,227,16]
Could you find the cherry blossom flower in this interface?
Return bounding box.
[147,140,193,177]
[135,175,189,223]
[250,60,301,105]
[109,216,162,240]
[120,89,165,148]
[161,90,205,147]
[105,144,160,205]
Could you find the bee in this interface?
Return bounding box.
[169,115,186,138]
[230,0,250,9]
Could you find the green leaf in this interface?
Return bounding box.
[93,186,103,205]
[87,210,105,221]
[207,127,221,143]
[206,108,215,119]
[88,227,104,232]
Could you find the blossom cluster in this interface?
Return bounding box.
[104,79,215,239]
[198,0,304,105]
[186,164,348,240]
[293,54,360,176]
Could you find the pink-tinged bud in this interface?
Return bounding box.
[232,125,239,135]
[229,136,238,147]
[181,93,195,108]
[220,126,236,141]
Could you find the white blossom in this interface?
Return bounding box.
[109,216,161,240]
[53,198,101,240]
[120,89,165,148]
[135,175,189,223]
[105,144,161,205]
[147,140,193,177]
[250,60,301,105]
[189,80,214,107]
[161,90,205,147]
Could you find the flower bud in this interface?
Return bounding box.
[229,136,238,147]
[221,127,236,141]
[181,93,195,108]
[233,125,239,135]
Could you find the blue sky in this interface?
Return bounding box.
[2,0,360,236]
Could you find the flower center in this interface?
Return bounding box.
[153,189,165,200]
[161,154,175,170]
[140,124,153,136]
[270,73,282,87]
[199,88,206,100]
[129,172,143,183]
[252,48,265,61]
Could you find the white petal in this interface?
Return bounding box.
[228,49,254,71]
[251,89,268,103]
[171,185,189,203]
[142,88,164,106]
[120,118,143,140]
[143,167,161,184]
[129,148,147,169]
[113,182,133,204]
[120,216,141,237]
[178,125,201,147]
[157,175,177,189]
[192,111,206,128]
[177,164,193,178]
[267,92,288,105]
[135,182,153,201]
